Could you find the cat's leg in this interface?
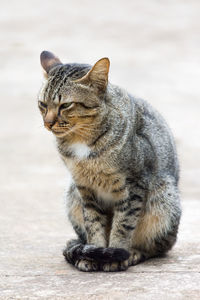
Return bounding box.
[63,184,129,271]
[63,183,89,269]
[130,176,181,265]
[63,183,99,271]
[101,177,181,271]
[67,183,87,243]
[101,189,145,271]
[77,185,108,247]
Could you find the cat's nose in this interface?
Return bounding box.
[45,120,55,129]
[44,110,57,130]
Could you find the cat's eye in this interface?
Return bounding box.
[59,102,74,110]
[38,101,47,109]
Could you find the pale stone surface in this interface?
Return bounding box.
[0,0,200,299]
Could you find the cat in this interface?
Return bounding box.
[38,50,181,272]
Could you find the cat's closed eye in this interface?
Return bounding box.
[59,103,74,111]
[38,101,47,111]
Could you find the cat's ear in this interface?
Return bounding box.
[40,51,62,75]
[77,58,110,91]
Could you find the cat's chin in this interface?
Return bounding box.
[52,130,68,138]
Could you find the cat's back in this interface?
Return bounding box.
[128,94,179,182]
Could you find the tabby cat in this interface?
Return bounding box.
[38,51,181,272]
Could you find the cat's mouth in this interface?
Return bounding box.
[44,121,74,137]
[51,129,68,136]
[44,125,66,135]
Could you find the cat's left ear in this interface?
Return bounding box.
[40,51,62,75]
[77,58,110,91]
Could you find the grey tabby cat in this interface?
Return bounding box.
[38,51,181,272]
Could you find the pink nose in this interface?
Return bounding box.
[44,110,56,129]
[44,120,55,129]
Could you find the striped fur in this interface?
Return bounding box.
[38,51,181,272]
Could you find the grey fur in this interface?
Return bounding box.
[38,56,181,272]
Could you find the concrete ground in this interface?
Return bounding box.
[0,0,200,299]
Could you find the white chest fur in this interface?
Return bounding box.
[68,143,91,159]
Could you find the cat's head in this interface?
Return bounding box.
[38,51,110,142]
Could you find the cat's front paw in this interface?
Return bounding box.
[128,249,147,266]
[101,259,129,272]
[75,259,99,272]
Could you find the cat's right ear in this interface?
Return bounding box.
[40,51,62,76]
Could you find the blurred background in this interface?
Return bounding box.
[0,0,200,298]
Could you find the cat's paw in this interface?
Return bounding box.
[101,259,129,272]
[128,249,146,266]
[75,259,99,272]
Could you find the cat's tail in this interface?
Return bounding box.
[63,239,130,265]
